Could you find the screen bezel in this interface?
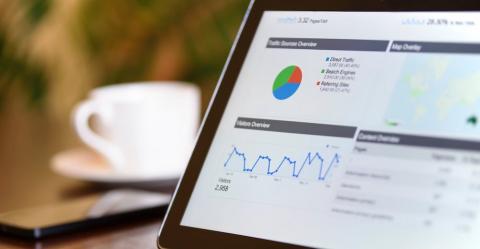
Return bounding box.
[158,0,480,248]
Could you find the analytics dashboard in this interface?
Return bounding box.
[181,11,480,249]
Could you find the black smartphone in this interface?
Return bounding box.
[0,189,170,239]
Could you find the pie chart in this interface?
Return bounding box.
[272,65,302,100]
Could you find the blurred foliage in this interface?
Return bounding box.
[24,0,51,26]
[0,0,52,107]
[0,0,249,110]
[77,0,248,85]
[0,25,48,108]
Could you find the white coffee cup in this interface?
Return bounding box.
[73,82,200,177]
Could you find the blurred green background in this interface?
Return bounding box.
[0,0,248,210]
[0,0,249,113]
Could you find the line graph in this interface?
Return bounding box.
[223,146,340,181]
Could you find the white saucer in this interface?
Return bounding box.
[51,148,180,187]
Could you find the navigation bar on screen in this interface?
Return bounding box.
[266,38,390,52]
[390,41,480,54]
[235,117,357,138]
[267,37,480,54]
[357,130,480,152]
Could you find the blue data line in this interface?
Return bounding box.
[223,146,340,181]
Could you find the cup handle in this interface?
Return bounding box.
[73,100,124,170]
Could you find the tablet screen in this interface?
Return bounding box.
[181,11,480,249]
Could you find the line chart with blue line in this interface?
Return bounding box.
[223,145,341,181]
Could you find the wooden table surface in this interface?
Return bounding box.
[0,165,173,249]
[0,109,173,249]
[0,178,173,249]
[0,218,163,249]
